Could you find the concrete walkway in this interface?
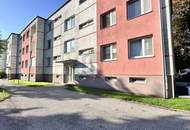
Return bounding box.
[0,79,190,130]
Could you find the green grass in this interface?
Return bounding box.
[10,80,55,87]
[0,88,11,101]
[67,85,190,111]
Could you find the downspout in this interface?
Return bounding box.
[159,0,175,98]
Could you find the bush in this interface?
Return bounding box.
[0,71,6,79]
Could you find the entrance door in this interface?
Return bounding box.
[64,65,74,83]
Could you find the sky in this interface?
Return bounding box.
[0,0,66,39]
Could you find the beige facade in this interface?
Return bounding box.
[6,33,20,79]
[45,0,97,84]
[0,52,6,72]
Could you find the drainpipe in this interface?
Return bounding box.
[160,0,175,98]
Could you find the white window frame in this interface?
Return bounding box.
[102,43,117,61]
[128,0,152,19]
[64,39,75,53]
[141,0,152,14]
[129,37,154,59]
[101,10,117,29]
[65,16,75,31]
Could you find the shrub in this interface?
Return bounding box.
[0,71,6,79]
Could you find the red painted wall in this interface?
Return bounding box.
[97,0,164,76]
[21,33,30,75]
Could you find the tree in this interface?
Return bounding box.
[172,0,190,72]
[0,34,7,55]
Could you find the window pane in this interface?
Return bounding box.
[142,0,152,14]
[65,17,75,31]
[110,11,116,26]
[130,39,142,57]
[112,44,117,59]
[101,10,116,28]
[103,46,111,60]
[71,17,75,28]
[64,40,75,53]
[128,0,141,19]
[70,40,75,52]
[144,38,153,56]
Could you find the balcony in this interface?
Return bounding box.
[63,52,78,62]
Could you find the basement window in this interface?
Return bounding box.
[79,19,94,29]
[129,77,146,84]
[79,0,87,5]
[105,76,117,81]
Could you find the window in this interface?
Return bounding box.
[101,43,117,61]
[47,40,51,49]
[54,15,62,22]
[53,55,61,60]
[26,45,29,53]
[79,48,94,55]
[79,0,87,4]
[65,16,75,31]
[47,57,51,67]
[48,23,52,32]
[128,0,152,19]
[54,35,61,41]
[129,77,146,84]
[27,30,29,38]
[22,48,25,55]
[22,61,24,68]
[79,19,94,29]
[25,60,28,68]
[105,77,117,81]
[101,10,116,29]
[23,34,25,41]
[129,36,153,58]
[64,39,75,53]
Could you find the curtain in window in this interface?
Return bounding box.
[110,11,116,26]
[142,0,151,14]
[144,38,153,56]
[112,44,117,59]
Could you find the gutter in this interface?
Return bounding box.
[160,0,175,98]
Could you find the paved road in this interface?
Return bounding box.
[0,79,190,130]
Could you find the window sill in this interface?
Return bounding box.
[129,55,155,60]
[100,24,117,30]
[127,10,153,21]
[64,51,76,54]
[64,27,75,32]
[102,58,117,62]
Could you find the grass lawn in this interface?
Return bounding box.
[0,88,11,101]
[10,80,55,87]
[67,85,190,112]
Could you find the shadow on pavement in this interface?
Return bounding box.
[0,107,189,130]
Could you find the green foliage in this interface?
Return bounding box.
[0,71,6,79]
[0,88,11,101]
[10,80,55,87]
[67,85,190,111]
[173,0,190,71]
[0,34,7,55]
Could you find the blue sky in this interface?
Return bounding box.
[0,0,66,39]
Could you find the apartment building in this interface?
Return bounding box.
[45,0,97,84]
[6,33,20,79]
[6,0,175,98]
[20,17,46,81]
[0,52,6,72]
[96,0,174,98]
